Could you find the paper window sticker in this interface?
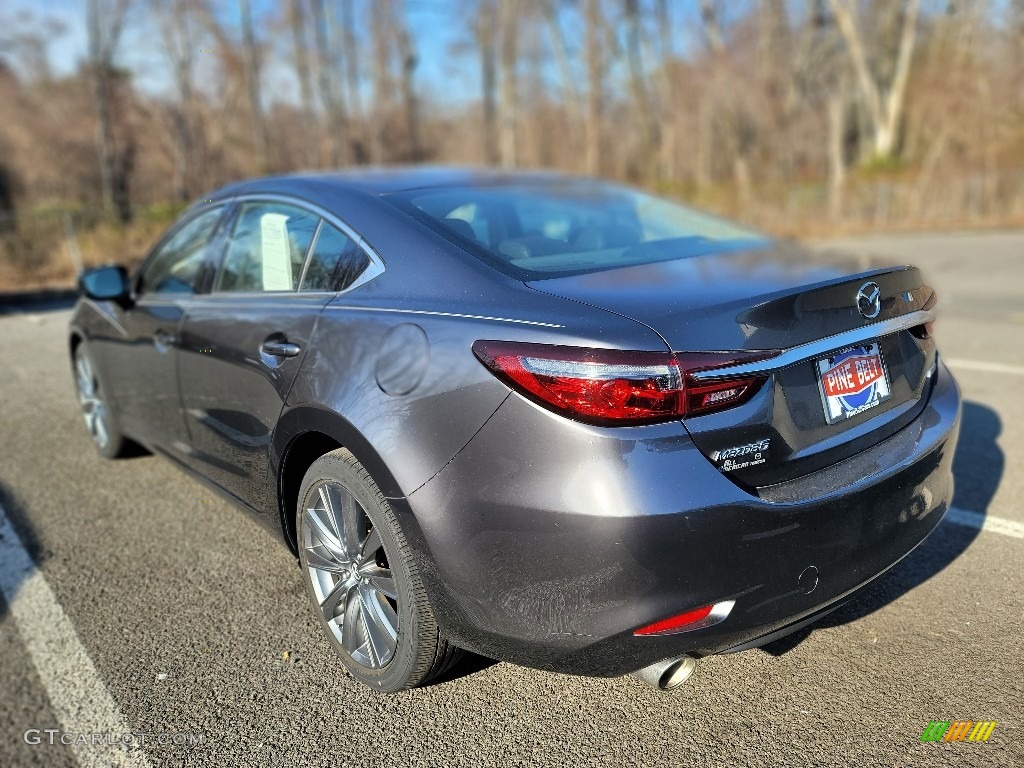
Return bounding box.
[260,212,293,290]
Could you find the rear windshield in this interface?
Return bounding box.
[387,181,769,279]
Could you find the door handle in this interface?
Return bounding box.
[261,339,301,358]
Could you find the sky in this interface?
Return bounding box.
[1,0,472,99]
[0,0,717,106]
[6,0,1016,100]
[2,0,504,102]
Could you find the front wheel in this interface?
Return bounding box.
[296,448,462,692]
[74,343,128,459]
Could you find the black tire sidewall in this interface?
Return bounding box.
[296,449,427,692]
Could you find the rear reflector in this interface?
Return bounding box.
[633,600,736,636]
[472,341,777,426]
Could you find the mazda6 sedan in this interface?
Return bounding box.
[69,168,961,692]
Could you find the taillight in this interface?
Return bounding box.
[472,341,777,426]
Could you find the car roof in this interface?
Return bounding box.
[212,166,589,199]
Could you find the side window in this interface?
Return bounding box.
[139,206,224,295]
[215,202,318,293]
[301,223,371,292]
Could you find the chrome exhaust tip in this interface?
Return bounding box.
[631,656,698,690]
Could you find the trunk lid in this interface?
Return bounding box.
[526,241,939,488]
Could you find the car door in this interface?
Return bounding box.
[176,198,374,512]
[103,204,228,453]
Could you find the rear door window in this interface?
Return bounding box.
[215,202,319,293]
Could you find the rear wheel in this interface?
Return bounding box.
[74,343,128,459]
[296,448,462,692]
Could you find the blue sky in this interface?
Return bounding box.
[2,0,720,100]
[8,0,1014,98]
[4,0,502,102]
[2,0,760,104]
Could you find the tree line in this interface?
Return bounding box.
[1,0,1023,236]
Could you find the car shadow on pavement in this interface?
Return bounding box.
[0,484,49,621]
[760,399,1002,656]
[0,290,78,316]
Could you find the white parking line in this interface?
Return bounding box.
[945,506,1024,540]
[0,505,152,768]
[945,358,1024,376]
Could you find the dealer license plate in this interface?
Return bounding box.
[815,343,892,424]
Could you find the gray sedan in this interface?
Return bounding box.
[69,168,960,692]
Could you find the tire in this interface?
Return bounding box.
[73,343,128,459]
[296,448,462,692]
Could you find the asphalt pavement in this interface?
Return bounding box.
[0,231,1021,767]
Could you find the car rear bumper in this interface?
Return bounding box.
[404,359,960,677]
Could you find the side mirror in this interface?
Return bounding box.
[79,265,132,305]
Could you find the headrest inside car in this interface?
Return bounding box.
[497,236,567,261]
[572,224,641,251]
[442,218,479,244]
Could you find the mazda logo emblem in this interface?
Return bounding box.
[856,281,881,319]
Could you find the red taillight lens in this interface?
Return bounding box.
[634,604,715,636]
[473,341,683,426]
[633,599,736,635]
[472,341,776,426]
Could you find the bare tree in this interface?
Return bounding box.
[694,0,725,187]
[86,0,133,221]
[311,0,351,165]
[622,0,659,179]
[288,0,319,167]
[540,0,583,130]
[341,0,364,161]
[827,92,846,218]
[1,17,66,83]
[827,0,921,161]
[8,0,1024,253]
[758,0,790,75]
[653,0,677,178]
[238,0,269,171]
[1016,0,1024,79]
[393,1,422,160]
[791,0,849,217]
[369,0,393,164]
[698,0,726,53]
[498,0,521,168]
[475,0,500,165]
[698,0,756,199]
[584,0,604,175]
[156,0,203,199]
[192,0,249,182]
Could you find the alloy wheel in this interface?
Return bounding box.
[75,352,109,449]
[301,480,399,669]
